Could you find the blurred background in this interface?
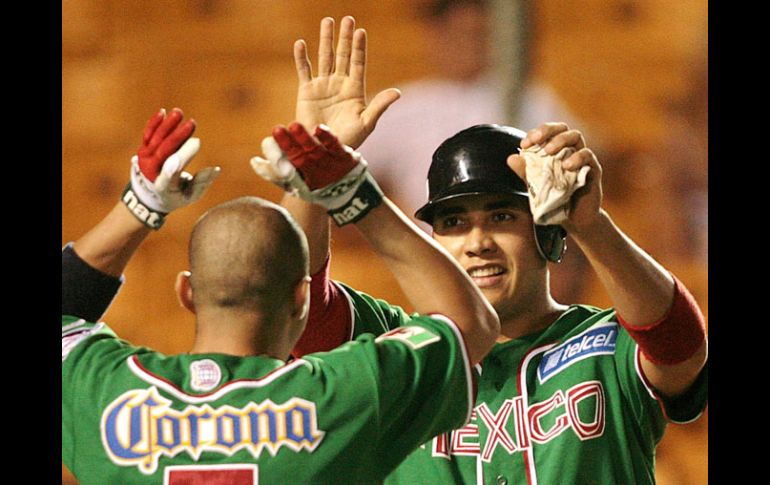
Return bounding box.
[62,0,707,483]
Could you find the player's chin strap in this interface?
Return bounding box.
[534,224,567,263]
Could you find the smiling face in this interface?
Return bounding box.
[431,193,548,319]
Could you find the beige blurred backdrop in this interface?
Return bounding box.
[62,1,708,483]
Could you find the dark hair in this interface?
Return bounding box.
[422,0,488,19]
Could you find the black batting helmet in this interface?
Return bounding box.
[414,124,567,263]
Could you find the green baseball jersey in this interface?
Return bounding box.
[61,310,476,485]
[334,283,708,485]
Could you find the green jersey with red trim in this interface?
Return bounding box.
[61,310,476,485]
[333,282,708,485]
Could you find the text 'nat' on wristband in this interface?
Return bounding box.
[121,183,167,230]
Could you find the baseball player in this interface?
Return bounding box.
[61,108,500,484]
[279,16,708,484]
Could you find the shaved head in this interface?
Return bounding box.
[188,196,309,312]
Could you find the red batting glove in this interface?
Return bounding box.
[250,122,383,226]
[271,123,359,190]
[122,108,220,229]
[137,108,197,182]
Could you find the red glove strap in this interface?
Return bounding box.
[616,275,706,366]
[291,254,353,358]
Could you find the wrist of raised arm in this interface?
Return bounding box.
[567,209,613,247]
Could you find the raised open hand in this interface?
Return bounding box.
[125,108,220,229]
[294,16,400,149]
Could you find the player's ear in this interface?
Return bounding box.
[291,275,312,321]
[175,270,196,314]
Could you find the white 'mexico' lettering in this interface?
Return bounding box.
[429,380,606,459]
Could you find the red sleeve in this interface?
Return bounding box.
[616,274,706,365]
[291,254,354,358]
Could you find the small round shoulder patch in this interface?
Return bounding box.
[189,359,222,392]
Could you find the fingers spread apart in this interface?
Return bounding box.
[294,39,312,83]
[306,16,362,81]
[334,16,355,76]
[317,17,335,76]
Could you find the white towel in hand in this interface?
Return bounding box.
[520,144,591,225]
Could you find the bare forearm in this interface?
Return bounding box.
[72,203,153,278]
[356,199,499,362]
[281,194,331,274]
[571,209,707,397]
[570,210,675,325]
[516,122,706,398]
[357,199,475,314]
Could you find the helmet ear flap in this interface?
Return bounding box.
[534,225,567,263]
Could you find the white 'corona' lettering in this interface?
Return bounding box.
[101,387,325,474]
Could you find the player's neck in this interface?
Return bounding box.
[190,307,295,360]
[496,292,567,342]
